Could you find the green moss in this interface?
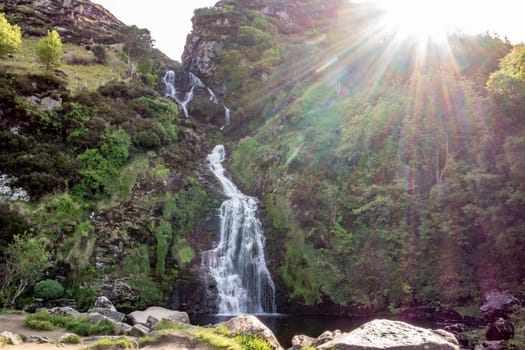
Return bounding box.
[151,319,186,331]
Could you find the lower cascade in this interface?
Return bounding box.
[202,145,277,314]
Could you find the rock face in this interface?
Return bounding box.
[318,319,459,350]
[223,315,283,350]
[1,0,123,44]
[480,290,519,323]
[485,318,515,341]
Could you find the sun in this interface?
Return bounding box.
[376,0,458,43]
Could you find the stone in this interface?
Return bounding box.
[480,290,519,323]
[114,322,133,335]
[475,340,506,350]
[223,315,283,350]
[486,317,515,341]
[317,319,459,350]
[88,312,108,324]
[40,96,62,110]
[0,331,23,345]
[98,280,140,305]
[291,334,315,349]
[129,324,150,337]
[48,306,82,318]
[26,335,52,343]
[94,296,116,311]
[88,308,125,323]
[129,306,189,325]
[146,315,160,328]
[315,330,342,346]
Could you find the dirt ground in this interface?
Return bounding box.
[0,313,94,349]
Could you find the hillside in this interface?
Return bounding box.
[1,0,524,330]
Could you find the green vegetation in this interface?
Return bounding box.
[0,12,21,56]
[86,337,134,349]
[36,30,62,74]
[33,279,64,300]
[25,309,117,336]
[59,334,81,344]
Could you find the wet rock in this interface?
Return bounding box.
[317,319,459,350]
[486,318,515,341]
[0,331,23,345]
[129,306,189,325]
[223,315,283,350]
[480,290,519,323]
[291,334,315,349]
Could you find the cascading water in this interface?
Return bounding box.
[162,71,231,127]
[202,145,276,314]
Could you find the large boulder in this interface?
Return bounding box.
[129,306,189,326]
[48,306,82,318]
[98,280,140,305]
[0,331,23,345]
[318,319,459,350]
[223,315,283,350]
[88,296,125,323]
[291,334,315,349]
[480,290,519,323]
[486,318,515,341]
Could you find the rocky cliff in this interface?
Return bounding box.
[1,0,123,44]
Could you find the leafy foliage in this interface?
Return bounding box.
[0,12,21,56]
[36,30,63,74]
[33,279,64,300]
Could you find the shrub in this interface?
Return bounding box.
[65,316,115,336]
[91,45,107,64]
[33,279,64,300]
[151,319,184,331]
[60,334,81,344]
[75,287,97,312]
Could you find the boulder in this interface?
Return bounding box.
[480,290,519,323]
[475,340,506,350]
[0,331,23,345]
[48,306,82,318]
[98,280,140,305]
[318,319,459,350]
[26,335,51,343]
[88,308,125,323]
[146,315,160,328]
[223,315,283,350]
[129,324,150,337]
[129,306,189,325]
[114,322,133,335]
[94,296,116,311]
[486,318,515,341]
[40,96,62,110]
[316,330,342,346]
[291,334,315,349]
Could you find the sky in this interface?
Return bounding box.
[92,0,525,61]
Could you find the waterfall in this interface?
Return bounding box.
[220,106,231,130]
[202,145,276,314]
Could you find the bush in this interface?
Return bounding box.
[65,316,115,336]
[60,334,81,344]
[91,45,107,64]
[33,279,64,300]
[89,337,134,349]
[75,287,97,311]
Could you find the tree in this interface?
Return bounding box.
[0,12,21,57]
[118,25,154,78]
[0,234,51,307]
[36,30,63,74]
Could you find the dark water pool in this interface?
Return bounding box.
[192,314,434,348]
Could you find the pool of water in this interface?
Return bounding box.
[192,314,429,348]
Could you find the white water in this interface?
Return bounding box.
[221,106,231,130]
[203,145,276,314]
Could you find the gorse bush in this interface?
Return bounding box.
[33,279,64,300]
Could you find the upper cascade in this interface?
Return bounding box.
[162,70,230,129]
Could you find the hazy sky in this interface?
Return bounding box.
[93,0,218,60]
[93,0,524,61]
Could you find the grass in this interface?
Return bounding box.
[0,308,23,315]
[1,37,127,93]
[84,337,134,349]
[60,334,81,344]
[25,309,116,336]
